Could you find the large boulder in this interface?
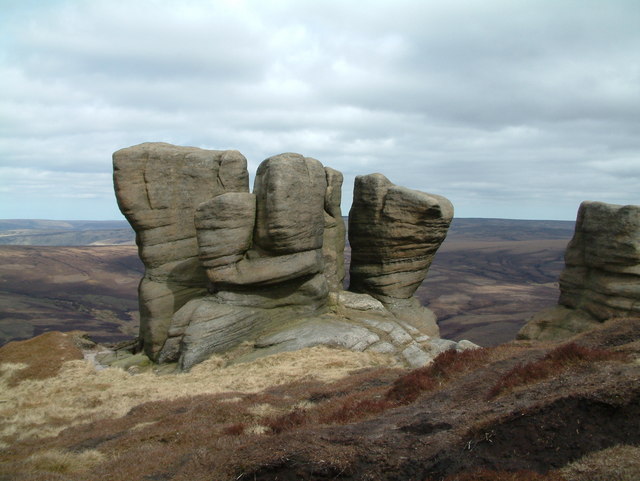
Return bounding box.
[348,174,453,336]
[113,142,249,359]
[519,201,640,341]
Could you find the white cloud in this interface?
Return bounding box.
[1,0,638,220]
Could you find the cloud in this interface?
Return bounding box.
[1,0,638,220]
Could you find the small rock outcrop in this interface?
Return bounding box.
[114,142,471,369]
[519,201,640,341]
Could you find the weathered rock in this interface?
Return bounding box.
[559,201,640,319]
[196,154,327,292]
[195,192,256,273]
[156,154,336,366]
[175,301,312,370]
[253,153,326,254]
[518,306,601,341]
[255,318,380,353]
[519,201,640,341]
[115,144,455,370]
[383,297,441,338]
[333,291,387,313]
[348,173,453,302]
[113,143,249,359]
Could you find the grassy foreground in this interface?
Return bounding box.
[1,319,640,480]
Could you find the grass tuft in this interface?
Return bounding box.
[25,448,104,474]
[560,444,640,481]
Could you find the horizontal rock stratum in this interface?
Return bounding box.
[114,142,475,369]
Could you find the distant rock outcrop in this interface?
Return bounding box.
[519,201,640,341]
[114,142,471,369]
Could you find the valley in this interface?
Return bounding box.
[0,218,574,347]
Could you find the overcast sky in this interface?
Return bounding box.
[1,0,638,221]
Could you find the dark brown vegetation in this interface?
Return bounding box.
[387,347,491,403]
[2,318,638,481]
[436,469,568,481]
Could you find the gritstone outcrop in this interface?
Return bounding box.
[114,142,472,369]
[349,173,453,336]
[113,143,249,358]
[519,201,640,341]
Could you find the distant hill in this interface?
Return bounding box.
[0,219,135,246]
[446,217,575,241]
[0,217,574,246]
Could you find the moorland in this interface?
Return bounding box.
[2,217,639,481]
[0,217,574,347]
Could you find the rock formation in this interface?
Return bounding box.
[519,201,640,341]
[349,174,454,336]
[113,143,249,359]
[114,142,471,369]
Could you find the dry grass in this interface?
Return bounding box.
[24,448,105,475]
[559,444,640,481]
[0,344,395,443]
[487,342,626,399]
[319,395,395,424]
[266,408,309,433]
[0,331,84,386]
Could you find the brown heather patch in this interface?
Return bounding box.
[256,349,495,434]
[487,342,627,399]
[387,347,491,403]
[319,395,396,424]
[256,366,402,433]
[222,422,246,436]
[0,331,84,386]
[266,408,309,433]
[3,318,639,480]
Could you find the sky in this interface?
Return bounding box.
[1,0,638,221]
